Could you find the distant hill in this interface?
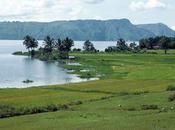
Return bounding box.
[0,19,174,41]
[137,23,175,37]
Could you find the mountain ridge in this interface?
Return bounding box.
[0,19,174,41]
[137,23,175,37]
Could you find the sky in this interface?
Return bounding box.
[0,0,174,30]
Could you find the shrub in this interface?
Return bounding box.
[0,105,18,118]
[0,103,71,119]
[119,92,129,96]
[133,91,150,95]
[141,105,158,110]
[69,100,83,106]
[46,104,59,111]
[126,107,136,111]
[167,85,175,91]
[168,94,175,102]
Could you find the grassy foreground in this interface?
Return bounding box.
[1,51,175,130]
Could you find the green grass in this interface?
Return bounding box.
[1,51,175,130]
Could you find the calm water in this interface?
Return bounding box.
[0,40,118,88]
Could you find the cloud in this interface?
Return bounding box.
[130,0,166,11]
[171,26,175,31]
[84,0,105,4]
[0,0,101,21]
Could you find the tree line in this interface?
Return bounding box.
[105,39,140,53]
[23,35,74,60]
[23,35,99,60]
[23,35,175,60]
[105,36,175,54]
[139,36,175,54]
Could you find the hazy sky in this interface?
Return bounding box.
[0,0,174,30]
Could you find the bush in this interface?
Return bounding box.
[126,107,136,111]
[168,94,175,102]
[167,85,175,91]
[132,91,150,95]
[0,105,17,118]
[0,104,71,119]
[141,105,158,110]
[119,92,130,96]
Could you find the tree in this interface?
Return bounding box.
[72,48,81,52]
[139,38,149,49]
[43,36,55,55]
[55,37,74,59]
[116,39,129,51]
[129,42,137,50]
[148,37,155,49]
[105,46,117,52]
[160,36,171,54]
[62,37,74,52]
[83,40,96,52]
[23,35,38,57]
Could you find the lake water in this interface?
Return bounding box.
[0,40,118,88]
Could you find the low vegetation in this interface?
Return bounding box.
[1,51,175,129]
[139,36,175,54]
[168,94,175,102]
[2,36,175,129]
[167,85,175,91]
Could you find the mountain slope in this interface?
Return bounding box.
[0,19,173,41]
[137,23,175,37]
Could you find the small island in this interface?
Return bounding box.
[23,79,34,84]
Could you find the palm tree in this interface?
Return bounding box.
[23,35,38,57]
[62,37,74,52]
[61,37,74,58]
[43,36,55,55]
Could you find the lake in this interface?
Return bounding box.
[0,40,118,88]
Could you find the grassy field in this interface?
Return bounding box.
[1,50,175,130]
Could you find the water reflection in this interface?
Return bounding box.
[0,41,95,88]
[0,40,119,88]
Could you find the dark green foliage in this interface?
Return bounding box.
[139,36,175,54]
[168,94,175,102]
[23,35,38,57]
[0,105,16,118]
[0,104,70,118]
[116,39,129,51]
[72,48,81,52]
[83,40,97,52]
[166,85,175,91]
[58,37,74,59]
[141,105,159,110]
[160,36,171,54]
[105,39,140,53]
[23,36,74,60]
[43,36,55,54]
[129,42,137,50]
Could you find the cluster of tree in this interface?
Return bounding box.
[139,36,175,54]
[72,40,98,53]
[83,40,98,52]
[105,39,140,53]
[23,35,74,60]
